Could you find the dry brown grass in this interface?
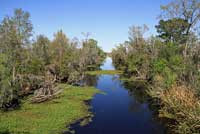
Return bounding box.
[159,85,200,134]
[160,85,199,110]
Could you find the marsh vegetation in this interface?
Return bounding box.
[1,0,200,134]
[111,0,200,133]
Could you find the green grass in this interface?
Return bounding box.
[86,70,123,75]
[120,77,146,82]
[0,84,99,134]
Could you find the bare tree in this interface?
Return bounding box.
[160,0,200,34]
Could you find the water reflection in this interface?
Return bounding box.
[81,74,99,87]
[66,58,165,134]
[123,81,149,104]
[100,57,115,70]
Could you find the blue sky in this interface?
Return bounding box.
[0,0,170,52]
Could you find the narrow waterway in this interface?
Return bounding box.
[69,57,165,134]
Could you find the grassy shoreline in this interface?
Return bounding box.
[0,84,100,134]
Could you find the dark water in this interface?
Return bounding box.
[68,57,166,134]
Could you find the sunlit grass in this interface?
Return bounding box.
[0,84,99,134]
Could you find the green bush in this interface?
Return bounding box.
[152,58,167,74]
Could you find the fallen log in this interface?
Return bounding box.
[31,75,63,103]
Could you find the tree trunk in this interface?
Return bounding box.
[12,66,16,82]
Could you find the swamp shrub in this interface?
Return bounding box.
[159,85,200,134]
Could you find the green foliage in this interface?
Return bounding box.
[112,23,200,133]
[0,9,106,109]
[32,35,51,65]
[156,18,189,44]
[152,58,167,74]
[0,54,8,77]
[0,9,33,109]
[86,70,123,75]
[25,56,45,75]
[163,67,177,88]
[111,44,127,70]
[150,43,184,88]
[111,25,150,79]
[81,39,106,71]
[127,53,149,77]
